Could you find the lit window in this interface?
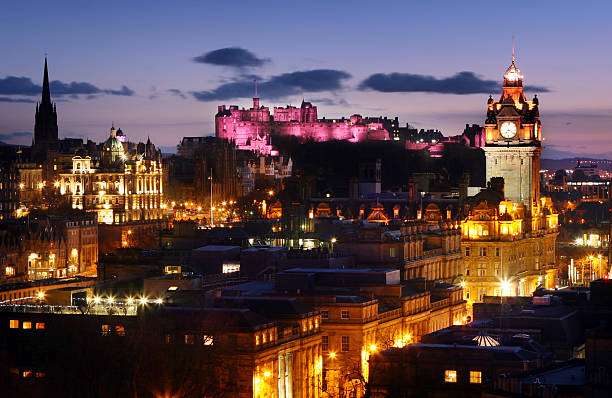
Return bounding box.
[101,324,111,336]
[202,334,214,346]
[22,370,33,378]
[321,310,329,320]
[341,310,349,320]
[115,325,126,336]
[9,320,18,329]
[184,334,195,345]
[165,334,174,344]
[22,321,32,329]
[322,335,329,351]
[35,322,45,330]
[263,332,267,343]
[389,247,397,258]
[444,370,457,383]
[470,371,482,384]
[35,372,46,378]
[167,286,179,291]
[341,336,349,352]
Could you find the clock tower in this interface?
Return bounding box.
[483,55,542,214]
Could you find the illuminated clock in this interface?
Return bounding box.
[500,121,517,139]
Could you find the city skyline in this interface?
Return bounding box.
[1,1,612,158]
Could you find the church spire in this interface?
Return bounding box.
[42,57,51,105]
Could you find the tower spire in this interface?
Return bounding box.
[42,57,51,105]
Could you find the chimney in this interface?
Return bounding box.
[489,177,505,195]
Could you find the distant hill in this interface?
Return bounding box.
[541,157,612,172]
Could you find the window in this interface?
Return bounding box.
[495,248,500,257]
[165,334,174,344]
[184,334,195,345]
[115,325,125,336]
[465,247,470,257]
[35,322,45,330]
[202,334,214,346]
[102,324,111,336]
[389,247,397,258]
[9,320,18,329]
[255,334,260,345]
[322,335,329,351]
[478,268,486,277]
[444,370,457,383]
[321,310,329,320]
[341,336,349,352]
[470,371,482,384]
[341,310,349,320]
[22,321,32,329]
[263,332,267,343]
[465,268,470,276]
[480,247,487,257]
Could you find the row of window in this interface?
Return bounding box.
[444,370,482,384]
[322,335,350,352]
[465,247,501,257]
[167,333,214,346]
[9,320,45,329]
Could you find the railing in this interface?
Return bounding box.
[0,304,137,316]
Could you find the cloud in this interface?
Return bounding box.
[360,71,549,94]
[0,76,135,98]
[191,69,351,101]
[167,89,186,99]
[0,96,35,103]
[0,131,31,141]
[192,47,269,68]
[311,97,349,106]
[102,85,134,96]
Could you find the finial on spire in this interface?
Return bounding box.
[512,36,516,63]
[254,79,258,98]
[42,56,51,105]
[112,121,115,129]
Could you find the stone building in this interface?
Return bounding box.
[460,55,559,309]
[221,267,467,397]
[0,296,323,398]
[57,125,164,225]
[216,98,390,154]
[0,214,97,284]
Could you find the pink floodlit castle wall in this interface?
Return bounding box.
[215,98,390,154]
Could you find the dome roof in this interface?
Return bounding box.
[103,136,124,153]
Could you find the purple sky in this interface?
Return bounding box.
[1,1,611,158]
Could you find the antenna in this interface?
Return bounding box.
[512,36,516,62]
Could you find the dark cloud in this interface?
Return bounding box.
[0,76,135,98]
[167,89,186,99]
[360,71,549,95]
[192,47,269,68]
[311,97,349,106]
[0,97,35,103]
[0,131,31,141]
[191,69,351,101]
[102,86,135,96]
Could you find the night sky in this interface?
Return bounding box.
[1,1,611,158]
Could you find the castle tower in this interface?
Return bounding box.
[483,54,542,215]
[33,58,59,158]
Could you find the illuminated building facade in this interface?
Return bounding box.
[0,215,97,283]
[57,125,164,225]
[216,98,390,154]
[0,297,322,398]
[224,268,467,397]
[461,56,558,306]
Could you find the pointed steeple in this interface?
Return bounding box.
[42,57,51,105]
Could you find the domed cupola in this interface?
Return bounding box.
[503,59,523,87]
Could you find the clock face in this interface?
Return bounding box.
[500,121,517,139]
